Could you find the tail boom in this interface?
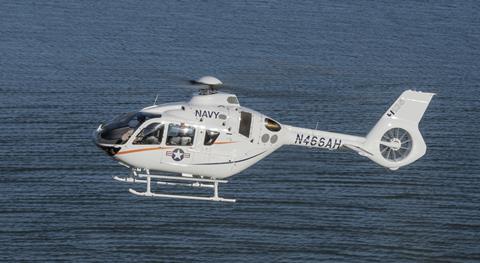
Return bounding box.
[281,90,434,170]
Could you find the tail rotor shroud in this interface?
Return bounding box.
[379,128,412,162]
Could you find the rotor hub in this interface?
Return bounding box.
[389,138,402,151]
[190,76,223,95]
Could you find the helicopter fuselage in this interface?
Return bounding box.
[95,92,295,179]
[94,89,434,181]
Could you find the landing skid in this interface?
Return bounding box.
[114,168,236,203]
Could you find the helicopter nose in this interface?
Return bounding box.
[93,124,121,156]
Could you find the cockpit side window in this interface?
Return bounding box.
[166,124,195,146]
[98,112,161,145]
[204,130,220,145]
[133,123,164,145]
[239,111,252,137]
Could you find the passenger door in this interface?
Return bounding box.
[196,128,233,167]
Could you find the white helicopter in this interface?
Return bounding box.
[94,76,435,202]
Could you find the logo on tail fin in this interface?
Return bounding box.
[386,98,405,117]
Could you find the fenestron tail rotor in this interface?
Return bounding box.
[379,128,412,162]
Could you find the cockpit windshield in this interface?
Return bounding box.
[97,112,161,145]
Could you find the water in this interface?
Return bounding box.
[1,1,479,262]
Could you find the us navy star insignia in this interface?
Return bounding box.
[172,148,184,161]
[166,148,191,161]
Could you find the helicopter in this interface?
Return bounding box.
[93,76,435,202]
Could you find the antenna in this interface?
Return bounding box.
[153,94,159,105]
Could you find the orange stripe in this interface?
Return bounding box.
[213,141,236,144]
[116,147,172,155]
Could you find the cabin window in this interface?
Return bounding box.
[204,130,220,145]
[133,123,164,145]
[166,123,195,146]
[239,111,252,137]
[265,118,281,132]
